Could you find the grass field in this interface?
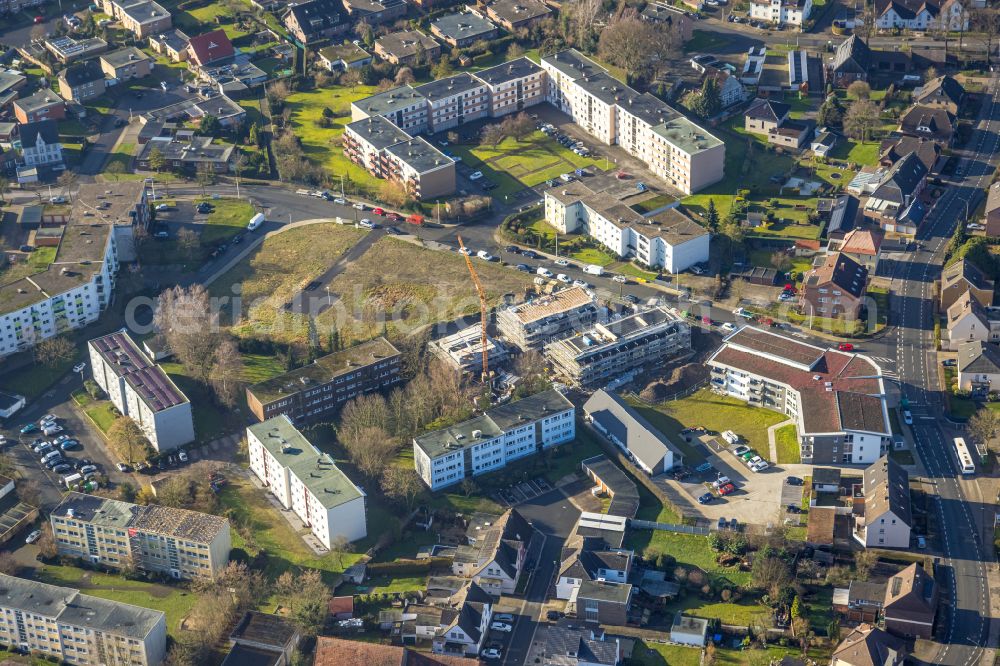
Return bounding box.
[571,247,617,266]
[451,132,605,198]
[197,198,257,245]
[663,595,770,626]
[747,249,811,276]
[629,530,751,587]
[285,85,382,194]
[83,398,119,434]
[629,390,786,465]
[774,423,801,464]
[0,353,80,400]
[241,353,286,384]
[829,138,881,166]
[317,237,535,344]
[610,261,659,282]
[210,223,368,344]
[632,642,702,666]
[159,362,235,441]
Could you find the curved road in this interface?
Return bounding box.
[891,78,999,664]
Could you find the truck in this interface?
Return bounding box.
[406,214,424,225]
[584,264,604,276]
[247,213,265,231]
[63,473,82,489]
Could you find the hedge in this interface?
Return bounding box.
[365,556,452,576]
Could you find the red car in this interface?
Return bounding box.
[838,342,855,352]
[33,15,44,22]
[718,483,736,496]
[386,212,401,221]
[372,207,384,216]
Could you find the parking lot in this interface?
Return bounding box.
[492,477,552,507]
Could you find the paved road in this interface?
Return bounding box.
[885,76,1000,665]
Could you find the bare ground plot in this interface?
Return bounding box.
[210,223,369,344]
[317,237,535,342]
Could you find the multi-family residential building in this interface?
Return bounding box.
[835,227,884,273]
[863,151,928,234]
[574,580,633,625]
[914,75,965,114]
[146,93,247,128]
[854,456,912,548]
[832,624,906,666]
[247,415,367,549]
[0,182,146,359]
[0,574,166,666]
[874,0,967,31]
[109,0,171,38]
[148,28,190,62]
[318,42,373,71]
[544,183,710,271]
[452,509,531,595]
[245,337,402,422]
[524,624,620,666]
[484,0,552,30]
[57,59,106,102]
[547,307,691,386]
[99,47,153,81]
[882,563,938,639]
[429,324,508,374]
[88,331,195,452]
[373,29,441,65]
[51,491,231,579]
[750,0,812,26]
[541,49,724,195]
[13,90,65,124]
[413,389,575,490]
[351,85,430,134]
[430,10,499,48]
[416,74,491,132]
[944,290,1000,349]
[340,0,406,24]
[556,546,633,600]
[956,340,1000,393]
[17,120,62,168]
[283,0,347,45]
[800,252,869,320]
[496,286,601,350]
[475,58,546,118]
[707,327,891,464]
[583,389,685,474]
[986,181,1000,236]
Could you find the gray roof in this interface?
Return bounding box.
[415,72,485,101]
[539,625,618,666]
[871,151,927,204]
[581,455,639,518]
[746,98,790,123]
[59,59,104,87]
[119,0,169,25]
[475,57,542,87]
[346,114,412,149]
[583,390,683,470]
[650,115,723,155]
[957,340,1000,375]
[230,611,298,649]
[384,136,453,174]
[430,11,497,41]
[812,467,842,486]
[577,579,632,604]
[863,456,911,527]
[0,574,164,639]
[352,85,426,117]
[101,46,151,69]
[19,119,58,149]
[14,89,63,114]
[374,29,439,59]
[914,75,964,108]
[942,258,993,293]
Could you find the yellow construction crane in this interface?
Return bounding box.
[457,235,489,382]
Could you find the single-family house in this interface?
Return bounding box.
[744,98,790,135]
[185,29,234,69]
[574,580,632,626]
[883,563,939,639]
[957,340,1000,393]
[769,118,813,149]
[940,259,994,311]
[914,75,965,114]
[800,252,869,320]
[17,120,62,168]
[704,67,747,108]
[13,90,66,124]
[57,59,105,102]
[837,227,884,273]
[899,104,956,146]
[833,580,886,623]
[879,135,942,173]
[831,624,906,666]
[556,547,633,600]
[284,0,348,46]
[986,181,1000,236]
[863,151,928,233]
[855,456,911,549]
[811,129,837,156]
[946,291,1000,349]
[451,509,531,596]
[318,43,372,71]
[828,35,911,87]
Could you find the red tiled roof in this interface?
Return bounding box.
[711,344,886,435]
[328,596,354,615]
[840,228,884,256]
[187,29,234,66]
[313,637,480,666]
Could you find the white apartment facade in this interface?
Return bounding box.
[875,0,968,31]
[750,0,812,26]
[88,331,194,453]
[413,389,575,490]
[247,415,367,548]
[0,574,167,666]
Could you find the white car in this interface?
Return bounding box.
[40,414,56,424]
[73,362,86,373]
[612,275,627,283]
[49,196,66,204]
[748,455,765,468]
[751,460,770,472]
[116,463,130,473]
[967,223,984,230]
[43,425,64,435]
[178,451,188,462]
[711,475,731,488]
[353,202,366,210]
[556,273,571,283]
[722,430,739,445]
[572,280,589,288]
[721,322,737,332]
[903,410,913,425]
[554,258,570,267]
[459,247,473,256]
[359,219,375,229]
[25,530,41,544]
[490,622,513,633]
[333,198,346,205]
[79,464,98,475]
[481,648,502,659]
[778,292,795,302]
[155,203,170,211]
[469,171,484,181]
[309,190,324,198]
[536,267,553,278]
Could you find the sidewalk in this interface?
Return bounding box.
[766,419,795,463]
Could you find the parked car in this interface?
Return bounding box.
[942,359,957,367]
[916,536,927,549]
[178,451,188,462]
[787,504,803,514]
[712,475,732,488]
[52,463,72,474]
[718,482,736,496]
[469,171,484,181]
[73,362,87,373]
[751,460,770,472]
[732,445,750,456]
[359,219,375,229]
[353,202,366,210]
[33,442,53,454]
[786,476,804,486]
[556,273,571,283]
[554,258,570,267]
[459,246,473,256]
[721,322,737,332]
[722,430,739,445]
[481,649,502,660]
[490,622,512,632]
[25,530,41,544]
[572,280,589,288]
[60,440,81,451]
[515,264,531,272]
[79,464,98,475]
[116,463,130,472]
[476,250,495,262]
[40,414,56,424]
[493,613,514,623]
[333,198,347,205]
[43,425,64,436]
[546,610,562,621]
[903,410,913,425]
[837,342,854,351]
[697,492,714,504]
[612,275,627,283]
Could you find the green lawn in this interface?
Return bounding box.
[684,29,732,53]
[35,564,197,638]
[629,389,786,466]
[0,246,56,285]
[197,198,256,245]
[84,400,119,434]
[632,642,702,666]
[570,247,617,267]
[610,261,659,282]
[774,423,801,464]
[341,574,427,596]
[0,353,81,400]
[241,353,286,384]
[829,138,881,166]
[158,362,236,442]
[747,249,811,276]
[664,594,770,626]
[629,531,751,587]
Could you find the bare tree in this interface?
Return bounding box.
[854,549,878,581]
[209,337,244,407]
[176,227,199,262]
[154,284,221,383]
[566,0,600,46]
[36,523,57,559]
[501,112,535,142]
[844,99,880,143]
[394,67,415,85]
[973,8,1000,67]
[380,465,423,510]
[480,123,506,149]
[598,10,680,82]
[330,535,354,568]
[750,556,791,597]
[342,425,397,479]
[107,417,153,466]
[289,568,329,636]
[847,80,872,100]
[339,393,392,442]
[770,251,792,272]
[34,335,75,368]
[967,408,1000,453]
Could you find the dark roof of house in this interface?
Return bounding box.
[832,624,906,666]
[220,644,283,666]
[581,455,640,519]
[187,29,234,65]
[286,0,344,39]
[475,57,542,87]
[848,580,888,606]
[957,340,1000,375]
[59,59,104,86]
[879,135,941,172]
[875,0,941,21]
[582,390,684,471]
[745,98,790,123]
[871,151,928,204]
[900,105,955,141]
[988,181,1000,215]
[540,625,618,666]
[915,75,964,108]
[805,252,868,298]
[832,35,870,73]
[864,456,911,527]
[812,467,842,486]
[19,119,59,149]
[884,563,937,621]
[942,258,994,293]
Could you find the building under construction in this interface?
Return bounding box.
[496,286,603,350]
[429,325,509,374]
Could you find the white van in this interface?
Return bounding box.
[536,267,553,278]
[63,473,82,488]
[584,264,603,276]
[722,430,739,445]
[40,450,61,464]
[247,213,265,231]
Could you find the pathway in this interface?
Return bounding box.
[766,419,795,464]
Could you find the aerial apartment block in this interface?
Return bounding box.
[414,389,575,490]
[245,337,402,422]
[0,573,166,666]
[88,331,195,452]
[496,285,602,350]
[247,415,367,549]
[540,49,724,195]
[51,492,231,580]
[707,327,891,465]
[545,307,691,386]
[0,183,147,360]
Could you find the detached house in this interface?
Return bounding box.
[556,547,633,600]
[745,98,790,135]
[17,120,62,168]
[945,290,1000,349]
[185,29,234,69]
[899,105,956,146]
[914,75,965,114]
[855,456,912,549]
[800,252,869,320]
[750,0,812,26]
[940,258,994,311]
[284,0,347,46]
[13,90,65,124]
[832,625,906,666]
[452,509,532,596]
[57,59,105,102]
[879,135,942,173]
[956,340,1000,393]
[836,227,884,273]
[986,181,1000,236]
[863,151,928,234]
[704,67,747,108]
[883,563,939,639]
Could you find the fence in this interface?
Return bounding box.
[629,519,710,536]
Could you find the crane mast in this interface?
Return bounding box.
[457,235,489,382]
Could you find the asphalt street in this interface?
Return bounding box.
[884,76,1000,665]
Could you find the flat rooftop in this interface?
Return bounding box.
[247,416,364,510]
[353,85,427,117]
[415,73,485,101]
[651,116,723,155]
[247,337,399,404]
[346,115,412,150]
[506,286,595,324]
[320,42,371,64]
[230,611,297,649]
[101,46,152,68]
[384,137,453,174]
[119,0,170,24]
[475,57,543,86]
[374,30,439,59]
[430,11,497,40]
[559,307,680,355]
[90,331,187,412]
